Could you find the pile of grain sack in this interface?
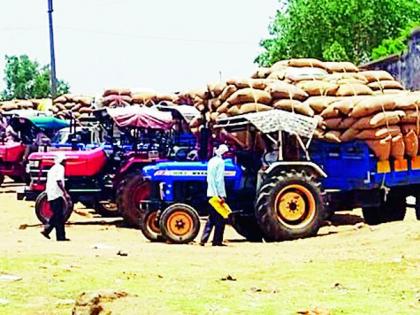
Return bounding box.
[182,58,420,161]
[0,99,51,112]
[96,88,177,108]
[52,94,94,119]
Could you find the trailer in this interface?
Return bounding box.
[138,109,420,243]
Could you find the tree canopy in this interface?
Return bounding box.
[1,55,69,100]
[256,0,420,66]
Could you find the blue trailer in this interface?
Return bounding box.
[138,110,420,243]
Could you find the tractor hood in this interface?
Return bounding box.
[142,159,242,188]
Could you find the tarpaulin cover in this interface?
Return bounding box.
[107,105,174,129]
[29,116,70,129]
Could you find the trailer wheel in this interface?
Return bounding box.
[230,214,263,242]
[117,173,151,228]
[416,205,420,220]
[255,170,324,241]
[382,190,406,222]
[159,203,200,244]
[361,207,383,225]
[0,175,4,186]
[35,192,73,224]
[140,211,164,242]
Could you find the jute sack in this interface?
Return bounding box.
[207,82,226,98]
[399,110,420,124]
[284,66,328,82]
[216,101,231,114]
[391,134,405,160]
[328,96,366,115]
[351,110,405,129]
[320,104,341,118]
[273,99,314,117]
[265,81,308,101]
[267,71,286,80]
[227,88,272,105]
[324,130,341,143]
[251,67,272,79]
[296,81,339,96]
[219,85,238,102]
[355,125,401,140]
[350,96,396,118]
[366,136,392,160]
[403,130,418,158]
[226,79,272,90]
[359,70,394,83]
[132,92,156,104]
[401,124,418,134]
[381,89,406,95]
[335,83,373,97]
[270,60,289,71]
[324,61,359,73]
[367,80,404,91]
[323,117,342,129]
[326,73,368,83]
[303,96,340,113]
[227,103,272,116]
[339,117,357,129]
[54,95,68,104]
[394,94,420,110]
[340,128,359,142]
[209,98,222,111]
[288,58,326,69]
[103,88,131,97]
[73,96,93,106]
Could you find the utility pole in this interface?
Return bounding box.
[48,0,57,98]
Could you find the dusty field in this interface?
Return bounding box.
[0,178,419,315]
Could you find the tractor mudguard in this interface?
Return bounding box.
[264,161,327,179]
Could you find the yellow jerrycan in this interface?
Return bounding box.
[209,196,232,219]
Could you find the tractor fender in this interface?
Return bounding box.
[264,161,327,178]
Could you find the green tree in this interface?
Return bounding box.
[371,22,420,60]
[1,55,69,100]
[256,0,420,66]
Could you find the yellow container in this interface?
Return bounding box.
[209,196,232,219]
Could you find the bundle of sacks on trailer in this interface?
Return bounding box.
[0,99,51,112]
[95,88,177,108]
[181,58,420,161]
[52,94,94,119]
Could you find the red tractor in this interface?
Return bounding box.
[0,114,70,186]
[27,104,199,225]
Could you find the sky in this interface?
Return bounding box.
[0,0,279,95]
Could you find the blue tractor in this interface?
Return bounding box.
[138,109,420,243]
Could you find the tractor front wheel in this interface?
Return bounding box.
[159,203,200,244]
[140,210,164,242]
[255,170,324,242]
[35,192,73,224]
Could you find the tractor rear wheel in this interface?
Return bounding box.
[159,203,200,244]
[116,173,151,228]
[35,192,73,224]
[230,214,263,242]
[255,170,324,242]
[140,210,164,242]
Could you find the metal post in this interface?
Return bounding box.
[48,0,57,98]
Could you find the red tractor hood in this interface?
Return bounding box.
[0,142,26,162]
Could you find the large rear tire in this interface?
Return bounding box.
[362,190,406,225]
[35,192,73,224]
[159,203,200,244]
[230,214,263,242]
[140,210,164,242]
[116,173,151,228]
[255,170,324,242]
[362,207,382,225]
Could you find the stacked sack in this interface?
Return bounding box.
[99,88,132,108]
[132,91,177,107]
[52,94,94,119]
[0,99,40,112]
[183,58,420,161]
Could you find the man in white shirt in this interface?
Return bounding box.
[41,153,70,241]
[200,144,229,246]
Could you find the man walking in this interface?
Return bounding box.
[200,144,230,246]
[41,153,70,241]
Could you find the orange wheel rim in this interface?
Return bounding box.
[167,211,193,236]
[275,184,316,228]
[146,212,160,234]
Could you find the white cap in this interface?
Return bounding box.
[215,144,229,156]
[54,152,66,164]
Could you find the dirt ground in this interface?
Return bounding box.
[0,178,419,315]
